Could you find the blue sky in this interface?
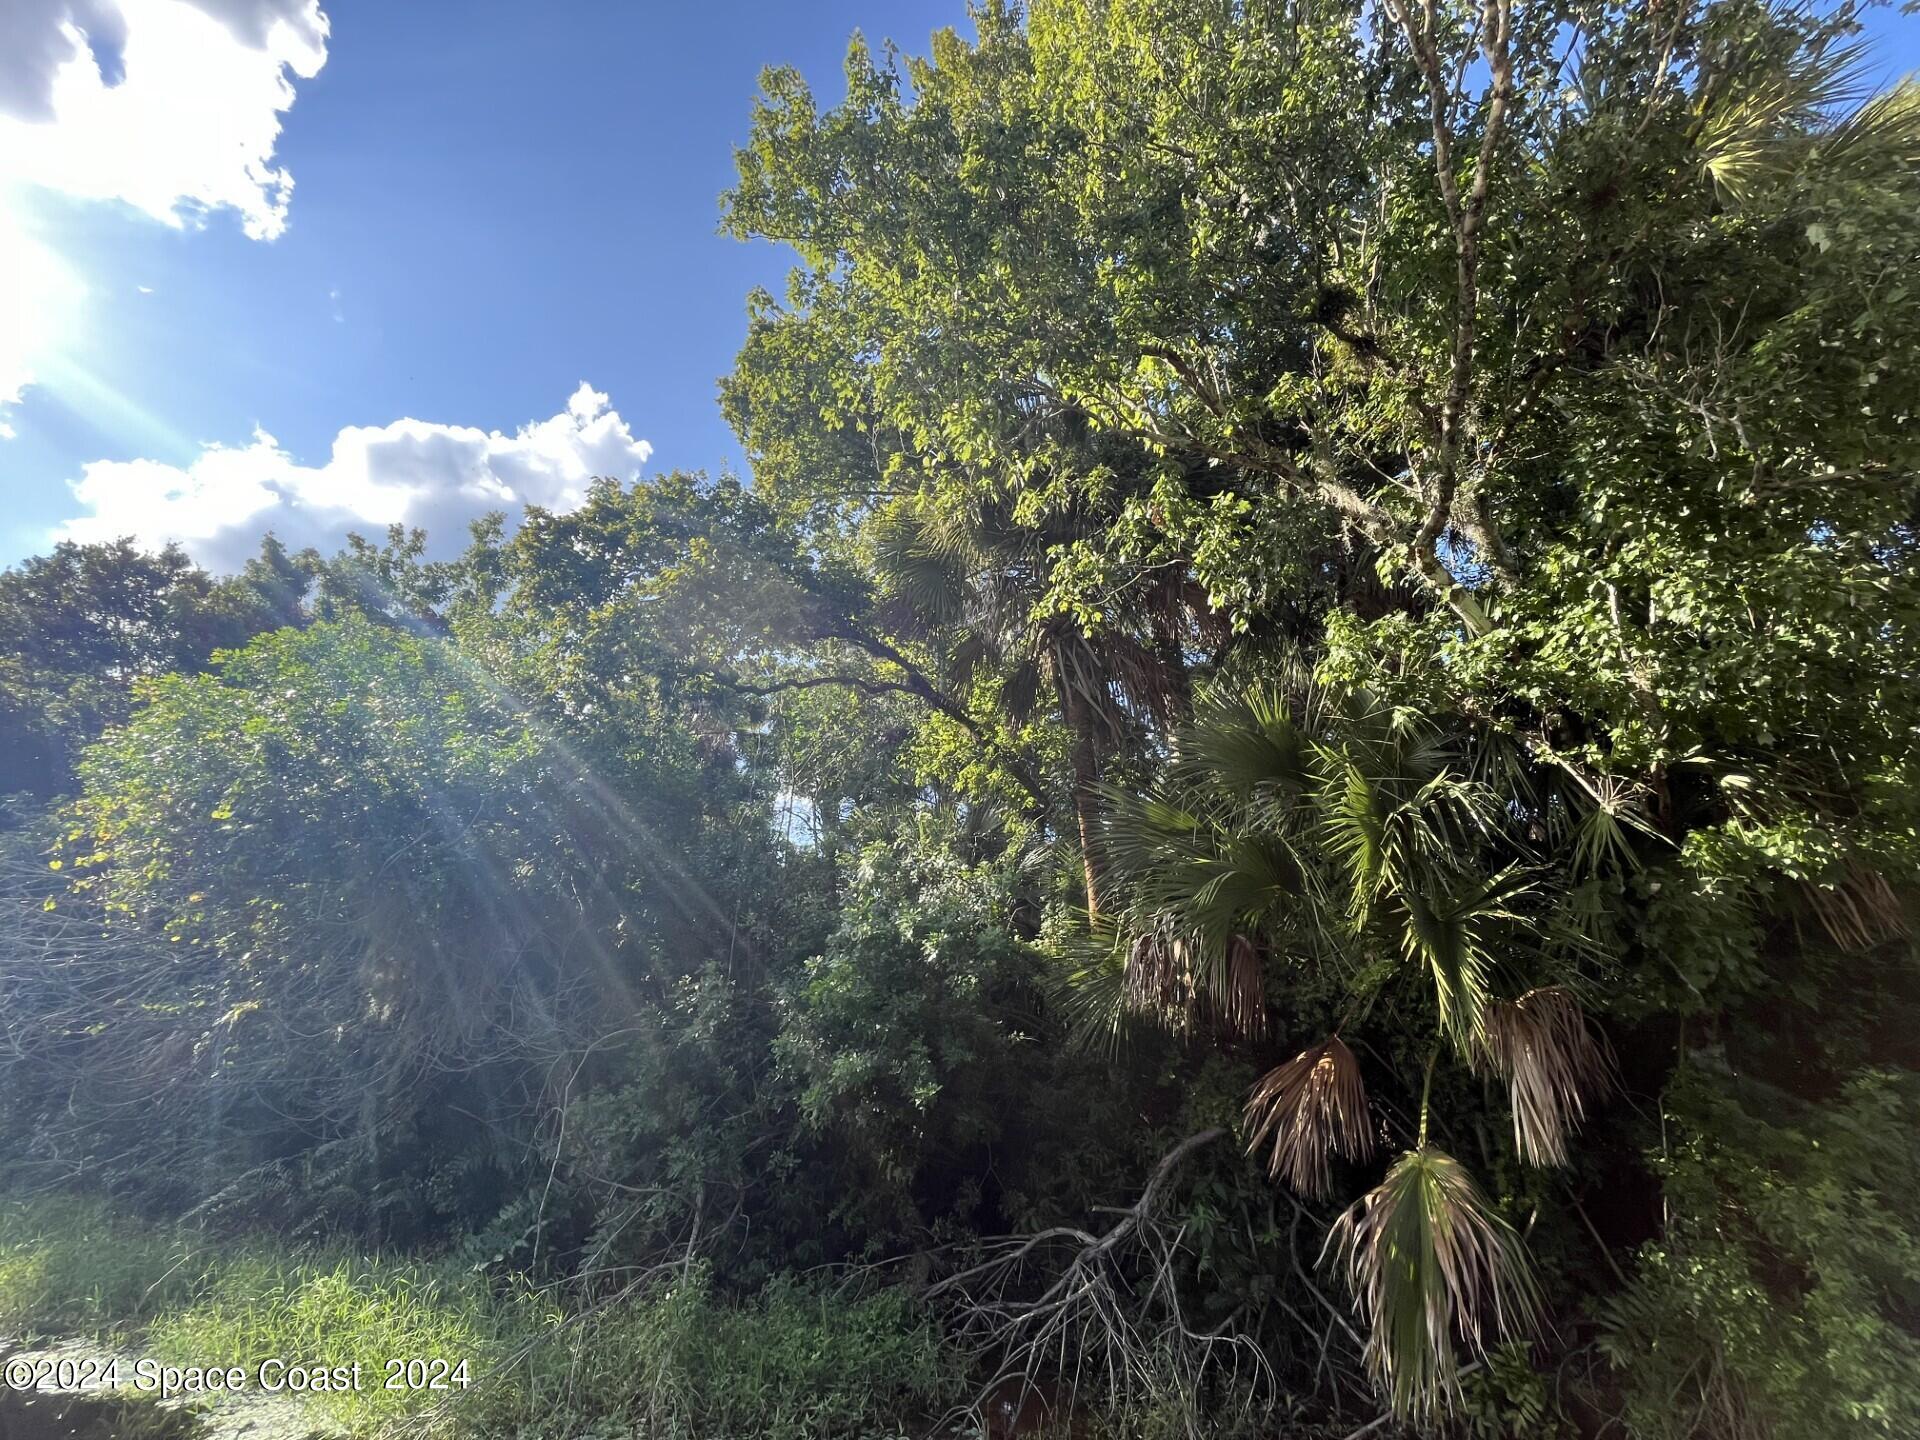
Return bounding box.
[0,0,963,569]
[0,2,1916,571]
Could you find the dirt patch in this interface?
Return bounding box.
[0,1343,335,1440]
[0,1384,202,1440]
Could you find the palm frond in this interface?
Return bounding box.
[1695,37,1869,202]
[1799,865,1912,952]
[1103,778,1306,957]
[1218,933,1267,1040]
[1399,867,1537,1051]
[1320,757,1390,921]
[946,631,991,688]
[1479,987,1614,1167]
[1185,834,1305,945]
[1049,929,1139,1055]
[1180,689,1312,799]
[1687,32,1920,204]
[1815,77,1920,177]
[1100,791,1206,894]
[1124,930,1195,1028]
[1567,773,1660,878]
[998,656,1044,726]
[1243,1035,1373,1198]
[1324,1145,1543,1420]
[871,502,970,625]
[1400,892,1488,1049]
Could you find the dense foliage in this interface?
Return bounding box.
[4,2,1919,1437]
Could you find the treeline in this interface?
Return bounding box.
[5,2,1920,1437]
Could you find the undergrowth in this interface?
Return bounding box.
[0,1196,960,1438]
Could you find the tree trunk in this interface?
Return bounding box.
[1054,655,1110,920]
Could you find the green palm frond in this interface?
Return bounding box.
[1184,834,1305,943]
[1104,775,1307,944]
[1400,891,1490,1050]
[1693,35,1878,202]
[1398,868,1535,1051]
[1565,773,1660,879]
[871,501,970,626]
[1178,688,1313,799]
[1101,791,1207,893]
[1315,720,1501,931]
[1048,928,1139,1055]
[1815,78,1920,179]
[1320,756,1390,921]
[1324,1145,1544,1420]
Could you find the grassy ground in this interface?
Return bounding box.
[0,1197,959,1439]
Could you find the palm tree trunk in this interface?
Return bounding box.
[1054,657,1110,920]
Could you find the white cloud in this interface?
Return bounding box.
[0,1,126,124]
[0,0,326,432]
[0,0,328,240]
[56,384,655,572]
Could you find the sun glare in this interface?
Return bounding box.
[0,190,85,428]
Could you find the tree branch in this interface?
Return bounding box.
[1385,0,1517,584]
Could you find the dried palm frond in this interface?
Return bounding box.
[945,631,991,688]
[1480,987,1613,1167]
[1217,934,1268,1040]
[1048,631,1129,750]
[1125,931,1194,1026]
[998,656,1044,726]
[1243,1036,1373,1198]
[1324,1145,1543,1420]
[1102,629,1183,735]
[1799,866,1911,952]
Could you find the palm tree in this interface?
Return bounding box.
[872,483,1210,919]
[1092,679,1626,1419]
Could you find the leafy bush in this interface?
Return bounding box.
[773,839,1044,1244]
[1599,1067,1920,1440]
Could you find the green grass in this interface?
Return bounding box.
[0,1196,208,1334]
[144,1255,501,1433]
[478,1274,952,1440]
[0,1197,500,1433]
[0,1196,959,1439]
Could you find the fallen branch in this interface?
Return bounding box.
[929,1128,1270,1439]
